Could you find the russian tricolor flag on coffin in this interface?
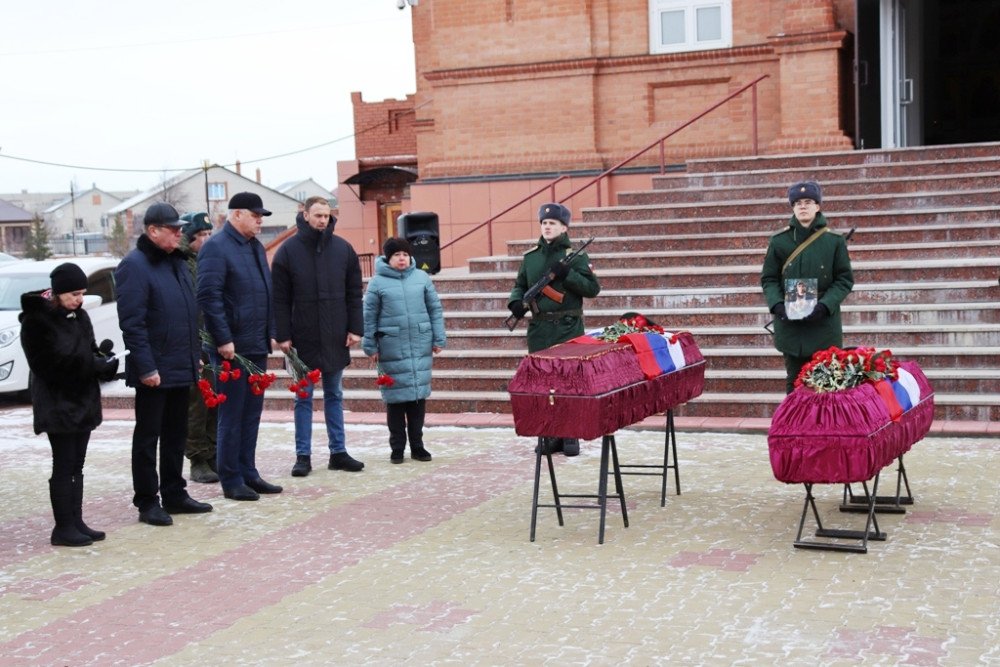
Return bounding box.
[892,367,921,412]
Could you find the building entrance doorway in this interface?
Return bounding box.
[855,0,1000,149]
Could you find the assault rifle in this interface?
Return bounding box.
[504,236,595,331]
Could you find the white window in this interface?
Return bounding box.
[649,0,731,54]
[207,182,227,201]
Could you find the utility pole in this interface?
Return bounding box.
[69,181,78,256]
[202,160,211,214]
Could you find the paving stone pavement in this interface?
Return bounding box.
[0,406,997,666]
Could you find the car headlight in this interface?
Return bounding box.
[0,325,19,348]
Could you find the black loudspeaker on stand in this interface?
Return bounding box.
[398,212,440,274]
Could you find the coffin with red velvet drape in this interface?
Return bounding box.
[508,332,706,440]
[767,361,934,484]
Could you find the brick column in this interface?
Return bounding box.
[768,0,854,152]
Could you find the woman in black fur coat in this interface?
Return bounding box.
[19,263,118,547]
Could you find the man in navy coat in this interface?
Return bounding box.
[197,192,282,501]
[116,202,213,525]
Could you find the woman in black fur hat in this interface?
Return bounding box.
[19,263,119,546]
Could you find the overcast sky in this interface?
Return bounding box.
[0,1,416,196]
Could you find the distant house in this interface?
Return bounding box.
[42,186,127,238]
[106,165,302,244]
[0,199,33,254]
[0,187,138,222]
[275,178,335,206]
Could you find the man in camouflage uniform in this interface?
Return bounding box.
[508,202,600,455]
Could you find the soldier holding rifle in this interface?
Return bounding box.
[507,203,600,456]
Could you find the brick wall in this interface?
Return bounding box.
[411,0,852,180]
[351,91,417,160]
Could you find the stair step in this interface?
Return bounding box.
[679,142,1000,174]
[654,156,1000,189]
[500,223,1000,255]
[580,206,1000,230]
[614,189,1000,215]
[433,258,1000,293]
[435,280,997,310]
[636,171,1000,202]
[476,240,1000,272]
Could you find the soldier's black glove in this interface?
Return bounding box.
[770,303,788,321]
[508,301,527,318]
[550,262,570,280]
[804,303,829,322]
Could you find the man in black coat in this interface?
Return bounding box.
[272,196,365,477]
[116,202,213,526]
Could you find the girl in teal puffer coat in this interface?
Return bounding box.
[362,238,447,463]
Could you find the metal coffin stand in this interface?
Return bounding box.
[612,409,680,507]
[529,435,628,545]
[840,454,914,514]
[794,477,887,554]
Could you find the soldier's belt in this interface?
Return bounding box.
[535,310,582,321]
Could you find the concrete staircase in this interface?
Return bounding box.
[104,143,1000,423]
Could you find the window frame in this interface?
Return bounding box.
[649,0,732,55]
[207,182,228,202]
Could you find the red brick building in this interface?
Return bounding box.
[336,0,999,267]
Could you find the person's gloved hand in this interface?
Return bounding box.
[770,303,787,321]
[508,301,527,318]
[93,355,119,381]
[804,303,830,322]
[550,262,570,280]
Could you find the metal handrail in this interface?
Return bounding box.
[439,74,769,256]
[561,74,769,206]
[440,175,570,255]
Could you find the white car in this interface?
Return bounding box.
[0,257,125,400]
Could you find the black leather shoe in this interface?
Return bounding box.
[246,477,283,494]
[410,448,432,462]
[164,496,214,514]
[329,451,364,471]
[223,484,260,501]
[291,455,312,477]
[138,505,173,526]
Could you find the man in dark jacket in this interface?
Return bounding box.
[179,211,218,484]
[273,196,365,477]
[197,192,282,501]
[116,202,213,526]
[508,203,601,456]
[761,181,855,393]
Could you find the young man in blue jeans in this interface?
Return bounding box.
[272,196,365,476]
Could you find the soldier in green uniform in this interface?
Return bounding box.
[761,181,854,393]
[179,212,218,483]
[508,202,601,455]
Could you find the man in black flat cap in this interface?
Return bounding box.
[761,180,854,393]
[197,192,282,501]
[116,202,213,526]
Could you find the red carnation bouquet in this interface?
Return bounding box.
[594,312,667,343]
[795,346,898,393]
[375,362,395,388]
[283,346,322,399]
[199,330,277,405]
